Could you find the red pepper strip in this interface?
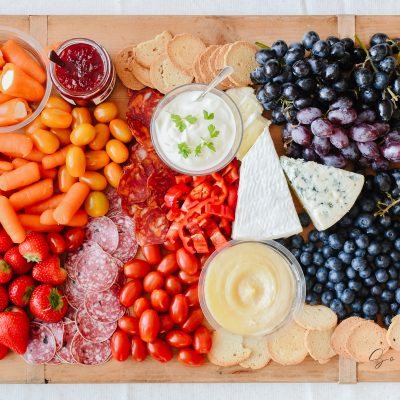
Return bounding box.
[166,207,184,222]
[221,161,239,184]
[164,183,191,208]
[166,220,180,243]
[202,218,227,249]
[189,181,212,201]
[186,221,209,253]
[227,185,238,210]
[219,218,232,237]
[211,173,228,205]
[192,176,207,187]
[181,196,199,212]
[175,175,193,184]
[205,204,235,221]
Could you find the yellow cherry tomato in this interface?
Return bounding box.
[105,139,129,164]
[84,191,109,217]
[85,150,110,171]
[109,119,133,143]
[31,129,60,155]
[50,128,71,146]
[79,171,107,191]
[71,107,92,129]
[103,162,123,188]
[26,116,46,135]
[94,102,118,123]
[66,146,86,178]
[70,123,96,146]
[40,108,72,129]
[45,96,72,113]
[89,123,110,151]
[58,165,78,193]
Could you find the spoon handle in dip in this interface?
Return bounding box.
[196,66,234,101]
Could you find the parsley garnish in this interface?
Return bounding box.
[203,110,214,120]
[195,144,203,157]
[204,140,216,152]
[171,114,186,132]
[185,115,198,124]
[208,124,220,138]
[178,142,192,158]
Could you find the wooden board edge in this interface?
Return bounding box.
[338,356,357,384]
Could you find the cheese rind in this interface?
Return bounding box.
[280,156,364,231]
[232,129,302,241]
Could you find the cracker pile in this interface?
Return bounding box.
[115,31,258,94]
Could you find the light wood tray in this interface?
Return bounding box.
[0,14,399,384]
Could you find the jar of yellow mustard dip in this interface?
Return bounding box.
[199,241,305,336]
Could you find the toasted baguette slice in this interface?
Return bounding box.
[268,322,308,366]
[239,336,270,370]
[198,45,219,83]
[295,304,337,331]
[167,33,206,74]
[214,43,235,89]
[387,315,400,351]
[135,31,173,68]
[330,316,363,357]
[305,328,336,363]
[130,57,153,88]
[207,330,251,367]
[114,46,145,90]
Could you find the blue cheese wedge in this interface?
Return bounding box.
[232,130,302,241]
[280,156,364,231]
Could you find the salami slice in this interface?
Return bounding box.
[47,354,63,365]
[76,246,118,292]
[126,88,163,127]
[64,278,86,310]
[64,307,77,322]
[86,217,119,254]
[85,284,125,323]
[64,241,100,280]
[104,186,122,216]
[147,167,176,207]
[127,118,153,149]
[110,215,138,263]
[76,307,117,343]
[134,206,169,246]
[118,163,151,204]
[40,321,64,351]
[70,334,111,365]
[23,322,56,365]
[56,321,78,364]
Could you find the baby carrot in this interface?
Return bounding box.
[0,161,13,171]
[53,182,90,225]
[11,158,29,168]
[0,50,5,69]
[23,148,45,162]
[18,214,63,233]
[0,98,32,127]
[0,161,40,191]
[9,178,53,211]
[66,209,88,227]
[0,195,26,243]
[39,209,57,225]
[26,116,46,135]
[0,93,14,104]
[0,132,32,157]
[41,145,72,169]
[1,40,47,84]
[38,165,57,180]
[0,63,44,102]
[25,193,66,215]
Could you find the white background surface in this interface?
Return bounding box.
[1,0,400,399]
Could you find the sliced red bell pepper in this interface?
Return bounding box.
[189,181,212,200]
[181,197,199,212]
[227,185,238,210]
[166,208,184,222]
[192,176,207,187]
[186,221,209,253]
[166,220,180,242]
[221,161,239,184]
[201,218,228,249]
[211,173,228,205]
[219,218,232,237]
[175,175,193,184]
[180,232,196,254]
[164,183,191,208]
[205,204,235,221]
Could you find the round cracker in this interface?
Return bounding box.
[387,315,400,351]
[208,45,222,78]
[114,46,145,90]
[130,57,153,88]
[193,54,204,84]
[214,43,235,89]
[346,320,389,363]
[198,45,219,83]
[305,328,336,363]
[295,304,337,331]
[268,322,308,366]
[330,316,363,357]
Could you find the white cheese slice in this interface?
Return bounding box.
[232,129,302,241]
[280,156,365,231]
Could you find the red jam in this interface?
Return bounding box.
[55,43,104,93]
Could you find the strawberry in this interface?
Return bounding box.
[0,259,12,284]
[0,309,29,354]
[18,232,49,263]
[0,228,12,253]
[32,255,67,285]
[8,275,35,307]
[0,343,8,360]
[4,246,33,275]
[29,284,68,323]
[0,286,8,312]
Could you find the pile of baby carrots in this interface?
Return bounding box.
[0,95,132,244]
[0,39,47,127]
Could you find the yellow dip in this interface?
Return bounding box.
[203,242,296,336]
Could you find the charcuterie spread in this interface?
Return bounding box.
[0,24,398,375]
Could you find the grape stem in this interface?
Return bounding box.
[374,192,400,217]
[387,87,399,103]
[255,41,271,49]
[355,34,378,73]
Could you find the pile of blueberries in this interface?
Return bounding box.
[279,170,400,326]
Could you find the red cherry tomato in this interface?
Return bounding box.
[131,336,147,362]
[163,238,182,252]
[139,309,160,343]
[169,294,189,324]
[165,330,192,348]
[178,270,200,285]
[193,326,212,354]
[181,308,204,333]
[184,284,199,307]
[111,330,131,361]
[177,348,205,366]
[150,289,170,313]
[176,248,198,275]
[63,227,85,251]
[119,279,142,307]
[142,244,161,265]
[46,233,66,254]
[157,253,178,275]
[143,271,164,293]
[117,316,139,336]
[124,259,151,279]
[133,297,151,318]
[159,314,175,334]
[165,275,183,296]
[147,338,173,363]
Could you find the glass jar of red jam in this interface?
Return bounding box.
[49,38,115,106]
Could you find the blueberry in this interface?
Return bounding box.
[308,230,319,243]
[305,277,315,291]
[355,214,374,229]
[374,173,392,192]
[367,242,382,256]
[395,288,400,303]
[291,248,301,259]
[379,302,390,315]
[329,270,345,283]
[384,315,393,327]
[306,292,319,305]
[325,257,343,270]
[346,266,357,279]
[335,281,346,294]
[385,229,397,241]
[321,245,335,259]
[318,231,329,242]
[362,299,379,316]
[313,252,325,267]
[351,257,367,271]
[326,281,335,290]
[355,234,370,249]
[341,288,355,304]
[316,267,329,283]
[321,290,335,306]
[387,279,398,291]
[298,212,311,227]
[343,240,356,254]
[291,235,304,249]
[359,267,372,279]
[355,249,367,258]
[338,251,352,265]
[395,238,400,251]
[307,265,317,276]
[330,298,344,313]
[302,243,315,252]
[348,280,362,292]
[375,254,391,269]
[375,268,389,283]
[349,228,362,239]
[390,302,399,313]
[313,283,324,294]
[371,285,382,296]
[351,299,363,312]
[388,268,398,280]
[300,251,313,266]
[381,240,393,254]
[379,215,392,227]
[360,197,375,212]
[391,251,400,262]
[364,276,377,287]
[381,290,394,304]
[328,233,344,250]
[359,287,370,298]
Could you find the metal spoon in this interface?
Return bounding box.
[195,66,234,102]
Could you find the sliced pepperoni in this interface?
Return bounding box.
[147,167,176,207]
[23,322,56,365]
[84,284,125,323]
[56,321,77,364]
[110,215,138,263]
[134,206,169,246]
[126,88,163,127]
[85,216,119,254]
[70,334,111,365]
[127,118,152,149]
[118,163,150,204]
[104,186,122,216]
[64,278,86,310]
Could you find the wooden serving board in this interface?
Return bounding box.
[0,14,400,384]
